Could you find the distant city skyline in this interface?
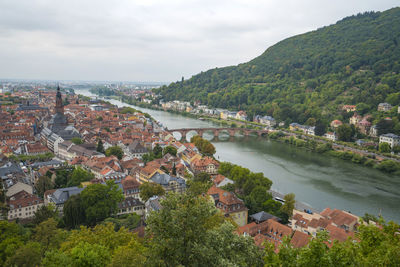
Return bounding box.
[0,0,398,82]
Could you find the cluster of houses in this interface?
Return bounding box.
[286,103,400,149]
[0,88,376,251]
[235,207,359,250]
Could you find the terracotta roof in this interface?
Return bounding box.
[253,233,269,248]
[140,165,161,176]
[122,175,140,190]
[326,224,355,243]
[321,208,358,227]
[290,231,309,248]
[8,190,43,210]
[213,174,226,185]
[192,156,219,168]
[207,185,244,206]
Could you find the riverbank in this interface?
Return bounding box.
[76,88,400,222]
[100,91,400,175]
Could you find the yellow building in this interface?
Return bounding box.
[207,185,248,227]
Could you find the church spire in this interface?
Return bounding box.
[55,84,64,114]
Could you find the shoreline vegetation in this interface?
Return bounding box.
[87,88,400,175]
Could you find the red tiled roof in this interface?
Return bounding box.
[326,224,355,243]
[207,185,244,206]
[122,175,140,190]
[290,231,309,248]
[8,190,43,210]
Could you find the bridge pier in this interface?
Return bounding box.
[169,127,269,141]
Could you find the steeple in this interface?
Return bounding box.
[55,85,64,114]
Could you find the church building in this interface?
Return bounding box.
[41,86,80,153]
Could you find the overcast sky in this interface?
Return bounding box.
[0,0,398,82]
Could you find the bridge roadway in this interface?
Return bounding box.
[166,127,269,140]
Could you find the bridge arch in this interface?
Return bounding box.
[185,129,200,142]
[172,131,183,141]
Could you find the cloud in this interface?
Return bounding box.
[0,0,398,82]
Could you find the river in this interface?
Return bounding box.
[76,89,400,222]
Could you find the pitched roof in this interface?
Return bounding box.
[321,208,358,227]
[290,231,309,248]
[207,185,244,206]
[47,186,84,205]
[250,211,280,223]
[8,190,43,209]
[326,224,355,243]
[253,233,269,248]
[121,175,141,190]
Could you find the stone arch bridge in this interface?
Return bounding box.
[166,127,269,141]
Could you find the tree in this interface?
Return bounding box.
[96,116,103,121]
[80,181,124,226]
[139,182,165,202]
[186,172,213,196]
[376,160,400,173]
[193,172,212,183]
[54,168,73,188]
[393,145,400,153]
[377,119,394,135]
[63,194,86,229]
[110,239,147,267]
[163,145,177,156]
[33,218,66,252]
[96,139,105,153]
[35,176,54,198]
[314,121,326,136]
[142,153,155,164]
[379,142,391,153]
[42,223,146,267]
[67,166,94,187]
[71,137,83,145]
[191,135,216,156]
[146,193,263,266]
[32,204,58,225]
[104,213,141,231]
[4,241,42,267]
[172,163,177,176]
[245,186,274,215]
[153,144,163,158]
[69,241,112,267]
[105,146,124,160]
[0,221,27,266]
[280,193,296,219]
[337,124,353,141]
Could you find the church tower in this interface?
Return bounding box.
[55,85,64,114]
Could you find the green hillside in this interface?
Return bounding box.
[155,7,400,125]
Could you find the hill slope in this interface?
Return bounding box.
[155,7,400,125]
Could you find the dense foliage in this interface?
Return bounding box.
[155,8,400,126]
[105,146,124,160]
[145,192,264,266]
[63,181,124,228]
[139,182,165,202]
[1,191,399,266]
[190,135,216,156]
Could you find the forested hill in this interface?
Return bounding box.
[154,7,400,124]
